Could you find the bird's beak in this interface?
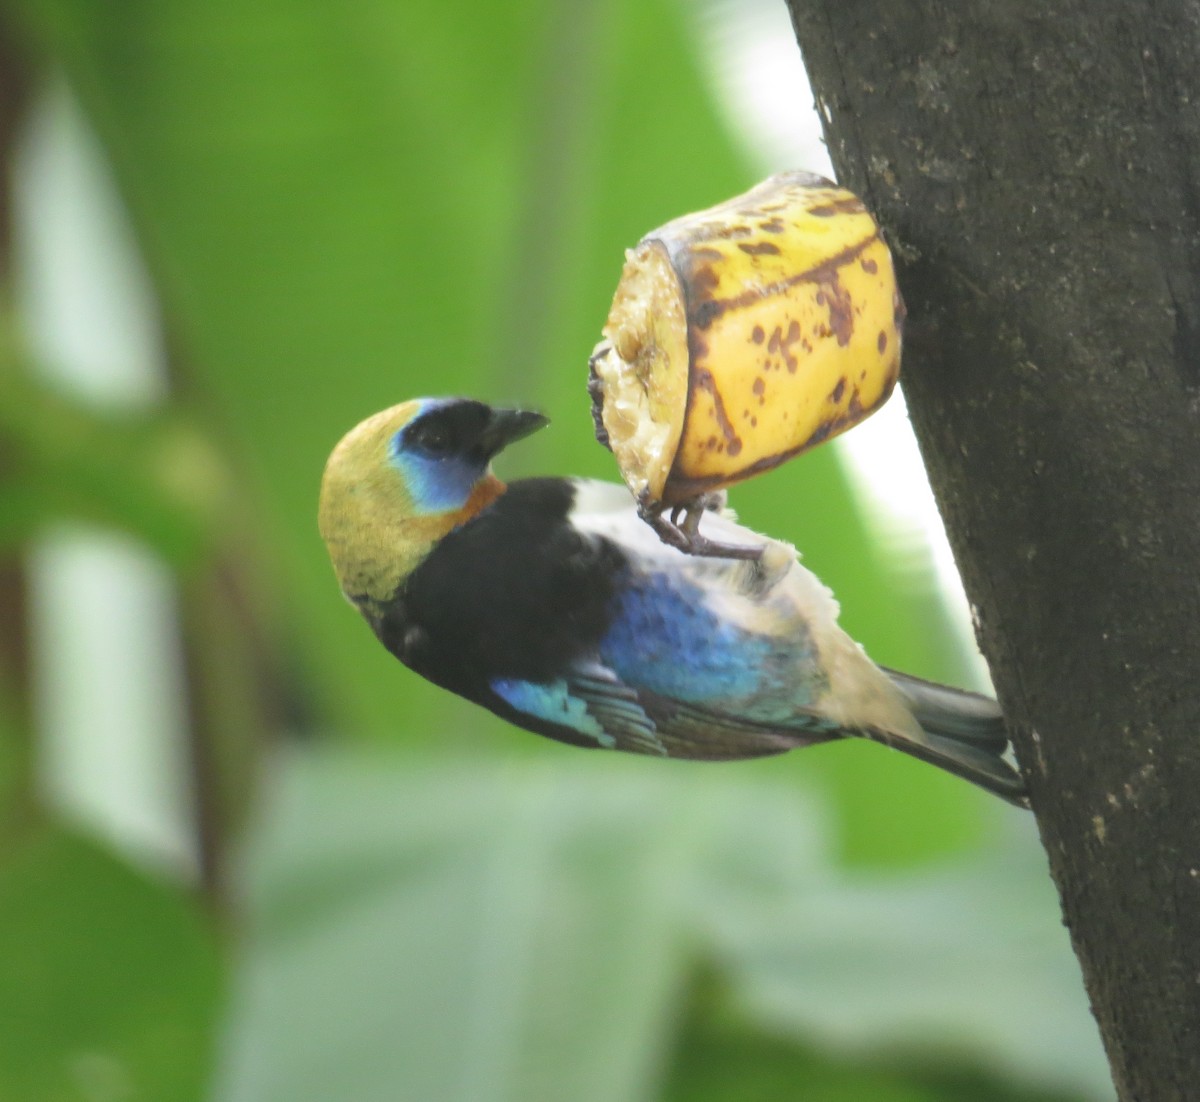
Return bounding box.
[478,407,549,459]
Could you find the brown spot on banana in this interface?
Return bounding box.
[739,240,782,257]
[808,195,868,217]
[814,272,854,347]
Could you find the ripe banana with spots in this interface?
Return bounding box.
[588,170,904,556]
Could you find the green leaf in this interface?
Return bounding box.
[0,827,223,1102]
[211,751,1107,1102]
[663,1009,1080,1102]
[697,844,1109,1099]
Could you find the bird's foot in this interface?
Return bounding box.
[639,498,764,561]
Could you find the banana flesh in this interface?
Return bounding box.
[590,171,904,511]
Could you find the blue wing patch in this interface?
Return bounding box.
[490,663,665,756]
[490,676,615,747]
[491,665,834,760]
[566,662,664,756]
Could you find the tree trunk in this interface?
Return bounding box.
[785,2,1200,1097]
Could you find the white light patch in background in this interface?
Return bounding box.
[27,531,194,871]
[13,78,196,874]
[692,0,987,686]
[691,0,832,178]
[833,392,990,687]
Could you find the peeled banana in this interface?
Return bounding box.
[589,170,903,556]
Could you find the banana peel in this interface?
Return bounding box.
[589,170,903,556]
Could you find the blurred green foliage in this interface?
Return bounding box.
[0,828,221,1100]
[0,0,1109,1099]
[211,755,1106,1102]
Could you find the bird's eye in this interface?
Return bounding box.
[410,420,451,455]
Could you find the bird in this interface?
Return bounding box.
[318,397,1028,806]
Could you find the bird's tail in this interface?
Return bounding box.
[871,670,1029,808]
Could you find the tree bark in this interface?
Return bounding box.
[785,2,1200,1098]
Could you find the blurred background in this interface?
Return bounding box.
[0,0,1112,1099]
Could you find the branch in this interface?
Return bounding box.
[786,1,1200,1096]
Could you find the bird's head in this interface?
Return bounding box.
[319,397,548,608]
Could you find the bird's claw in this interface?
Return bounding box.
[640,498,764,561]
